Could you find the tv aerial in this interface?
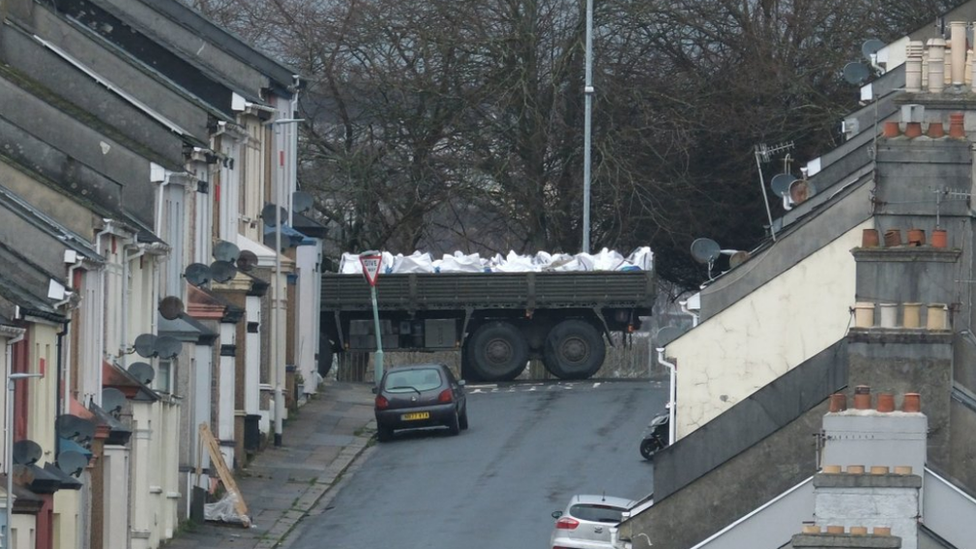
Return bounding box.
[56,415,95,444]
[154,336,182,360]
[184,263,212,286]
[13,439,42,466]
[213,240,241,263]
[101,388,126,417]
[210,260,238,283]
[690,238,739,280]
[159,296,184,320]
[56,450,89,477]
[754,141,795,242]
[128,362,156,385]
[293,191,314,214]
[133,333,158,358]
[236,250,259,272]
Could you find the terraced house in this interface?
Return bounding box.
[619,3,976,548]
[0,1,325,547]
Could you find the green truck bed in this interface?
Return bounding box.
[321,270,655,312]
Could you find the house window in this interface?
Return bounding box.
[156,358,173,394]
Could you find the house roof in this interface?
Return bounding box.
[0,183,104,264]
[0,241,67,323]
[109,0,300,96]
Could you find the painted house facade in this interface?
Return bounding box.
[0,0,323,548]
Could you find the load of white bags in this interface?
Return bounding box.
[338,247,652,274]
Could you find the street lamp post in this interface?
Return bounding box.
[582,0,594,254]
[5,372,42,548]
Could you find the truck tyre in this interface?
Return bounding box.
[543,320,606,380]
[467,321,529,381]
[460,352,483,382]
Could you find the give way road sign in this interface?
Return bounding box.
[359,252,382,287]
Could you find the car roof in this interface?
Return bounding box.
[390,363,446,371]
[570,494,636,509]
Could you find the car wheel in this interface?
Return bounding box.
[459,406,469,430]
[467,321,529,381]
[542,319,606,380]
[447,411,461,436]
[640,438,662,460]
[377,424,394,443]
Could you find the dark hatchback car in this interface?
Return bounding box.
[373,363,468,442]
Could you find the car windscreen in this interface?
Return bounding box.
[570,503,625,523]
[385,369,442,392]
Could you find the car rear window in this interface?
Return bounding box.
[570,504,625,523]
[386,369,442,392]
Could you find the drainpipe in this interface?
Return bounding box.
[656,347,676,446]
[54,320,70,458]
[678,300,699,328]
[4,328,25,548]
[153,166,169,236]
[121,245,147,367]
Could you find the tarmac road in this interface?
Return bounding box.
[286,379,666,549]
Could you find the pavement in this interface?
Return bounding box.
[163,381,377,549]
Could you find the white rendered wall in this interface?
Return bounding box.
[668,223,866,438]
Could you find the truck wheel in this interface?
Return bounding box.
[467,321,529,381]
[460,352,483,382]
[543,320,606,380]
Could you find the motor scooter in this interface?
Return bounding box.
[639,412,670,460]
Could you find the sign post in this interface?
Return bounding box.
[359,251,384,386]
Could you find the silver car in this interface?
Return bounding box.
[549,494,636,549]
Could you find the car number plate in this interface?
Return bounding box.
[401,411,430,421]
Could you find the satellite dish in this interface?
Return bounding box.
[154,336,182,360]
[729,250,751,269]
[101,388,126,416]
[862,38,885,60]
[210,260,237,283]
[127,362,155,384]
[236,250,258,272]
[159,296,184,320]
[789,179,816,205]
[293,191,314,214]
[770,173,798,198]
[261,204,288,227]
[56,415,95,443]
[655,326,685,347]
[56,450,89,477]
[184,263,212,286]
[213,240,241,262]
[690,238,722,264]
[12,439,42,466]
[134,333,158,358]
[843,62,871,85]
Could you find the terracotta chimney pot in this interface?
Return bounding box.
[928,121,945,138]
[894,465,914,475]
[850,526,868,535]
[847,464,866,474]
[874,527,892,536]
[870,465,890,475]
[883,121,901,137]
[802,523,821,534]
[877,393,895,412]
[854,385,871,410]
[949,112,965,138]
[822,465,842,474]
[903,392,921,413]
[826,525,845,534]
[829,393,847,413]
[904,121,923,138]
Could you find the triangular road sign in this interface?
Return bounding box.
[360,253,382,287]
